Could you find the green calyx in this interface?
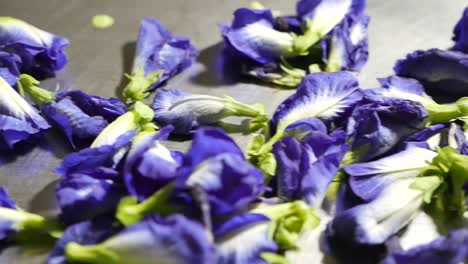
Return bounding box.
[292,20,322,56]
[66,242,119,264]
[247,133,280,180]
[17,74,55,107]
[116,183,178,226]
[253,201,320,251]
[122,69,163,104]
[418,147,468,216]
[425,97,468,124]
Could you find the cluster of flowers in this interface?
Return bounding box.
[0,0,468,263]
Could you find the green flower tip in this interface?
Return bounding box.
[17,74,55,106]
[92,14,114,29]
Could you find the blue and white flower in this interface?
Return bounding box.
[0,17,69,81]
[65,214,215,264]
[0,76,50,149]
[123,18,198,103]
[345,144,437,201]
[152,89,267,135]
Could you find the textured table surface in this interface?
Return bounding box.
[0,0,466,263]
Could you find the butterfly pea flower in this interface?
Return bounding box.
[152,88,268,135]
[382,228,468,264]
[248,72,362,176]
[0,186,61,244]
[123,126,182,201]
[326,177,441,247]
[0,17,69,81]
[65,214,215,264]
[346,94,428,162]
[122,18,198,103]
[321,12,369,72]
[394,49,468,96]
[0,51,20,86]
[273,125,348,207]
[175,128,265,216]
[346,144,437,202]
[47,217,121,264]
[56,167,127,225]
[221,8,295,65]
[452,7,468,54]
[294,0,366,54]
[0,76,50,149]
[17,74,127,149]
[215,214,277,264]
[373,75,468,125]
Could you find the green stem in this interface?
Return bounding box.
[425,103,460,124]
[223,96,266,118]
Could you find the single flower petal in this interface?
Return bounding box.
[452,7,468,53]
[271,72,363,133]
[346,145,437,201]
[394,49,468,96]
[0,76,50,149]
[0,17,69,79]
[321,12,369,72]
[283,117,328,140]
[133,17,198,87]
[56,167,127,224]
[222,8,294,64]
[382,228,468,264]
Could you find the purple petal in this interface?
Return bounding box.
[394,49,468,96]
[452,7,468,53]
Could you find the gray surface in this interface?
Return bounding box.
[0,0,466,263]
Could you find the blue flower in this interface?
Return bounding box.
[294,0,366,53]
[123,126,182,201]
[54,131,134,177]
[326,177,440,246]
[274,126,348,207]
[123,18,198,103]
[0,17,69,80]
[175,128,265,216]
[152,89,267,135]
[47,217,121,264]
[0,76,50,149]
[65,214,215,264]
[42,90,127,149]
[221,8,294,65]
[321,12,369,72]
[346,94,428,162]
[215,215,277,264]
[394,49,468,96]
[375,75,433,104]
[452,7,468,53]
[0,51,20,86]
[56,167,127,224]
[382,228,468,264]
[271,72,363,134]
[345,144,437,201]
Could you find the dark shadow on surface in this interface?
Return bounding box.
[29,180,60,217]
[114,41,136,99]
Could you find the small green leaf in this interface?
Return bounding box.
[92,14,114,29]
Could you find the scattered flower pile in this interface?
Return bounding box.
[0,1,468,264]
